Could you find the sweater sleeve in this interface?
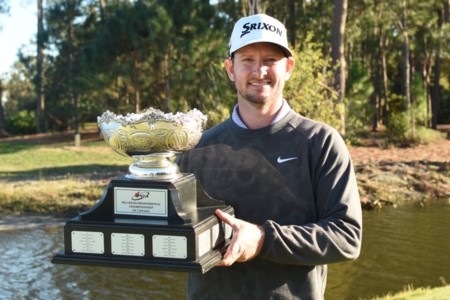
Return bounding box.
[259,128,362,266]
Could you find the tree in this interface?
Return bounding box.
[36,0,45,133]
[345,0,449,136]
[46,0,85,133]
[0,0,9,137]
[3,60,38,135]
[431,0,450,128]
[400,0,412,133]
[2,0,448,140]
[0,79,9,137]
[330,0,348,135]
[86,0,173,113]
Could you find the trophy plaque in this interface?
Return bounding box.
[52,108,234,274]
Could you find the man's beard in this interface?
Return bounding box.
[238,90,268,106]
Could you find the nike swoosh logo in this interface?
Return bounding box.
[277,156,298,163]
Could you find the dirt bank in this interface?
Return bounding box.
[349,138,450,208]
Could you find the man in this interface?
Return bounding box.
[179,14,362,299]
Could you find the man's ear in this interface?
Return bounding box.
[224,58,235,82]
[285,57,295,80]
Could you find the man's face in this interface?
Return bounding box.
[224,43,294,106]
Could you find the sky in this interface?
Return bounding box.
[0,0,36,76]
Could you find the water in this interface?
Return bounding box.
[0,225,186,299]
[1,203,449,300]
[326,202,450,299]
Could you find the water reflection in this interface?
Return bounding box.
[326,202,450,299]
[53,263,186,300]
[0,226,186,300]
[1,203,449,300]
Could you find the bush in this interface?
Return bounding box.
[285,35,341,130]
[6,110,37,135]
[386,110,445,146]
[385,111,411,146]
[407,127,445,145]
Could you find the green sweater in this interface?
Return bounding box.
[178,110,362,299]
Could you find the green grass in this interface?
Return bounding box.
[0,138,132,215]
[0,140,131,178]
[0,139,125,167]
[371,285,450,300]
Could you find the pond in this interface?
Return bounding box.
[0,202,449,299]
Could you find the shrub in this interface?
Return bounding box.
[6,110,37,135]
[285,35,341,130]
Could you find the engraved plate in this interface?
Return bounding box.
[114,187,168,217]
[153,235,187,259]
[111,233,145,256]
[72,231,104,254]
[197,230,211,257]
[225,223,233,239]
[211,224,221,248]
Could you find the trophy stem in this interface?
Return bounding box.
[126,152,181,180]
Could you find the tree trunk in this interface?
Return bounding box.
[400,1,413,136]
[287,0,297,48]
[431,47,441,129]
[247,0,261,15]
[330,0,348,135]
[445,0,450,30]
[431,1,447,129]
[380,35,389,128]
[36,0,45,133]
[67,21,78,135]
[0,79,10,137]
[132,52,141,113]
[98,0,106,22]
[161,51,170,112]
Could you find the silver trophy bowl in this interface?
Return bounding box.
[98,107,207,180]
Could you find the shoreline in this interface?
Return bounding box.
[355,160,450,209]
[0,213,66,231]
[348,138,450,208]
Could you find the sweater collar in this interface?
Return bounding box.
[231,99,292,129]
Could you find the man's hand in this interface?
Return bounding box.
[215,209,265,266]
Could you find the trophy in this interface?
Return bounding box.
[52,108,234,273]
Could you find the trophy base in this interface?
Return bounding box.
[52,174,234,274]
[52,249,223,273]
[52,206,233,273]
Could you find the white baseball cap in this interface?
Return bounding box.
[228,14,293,57]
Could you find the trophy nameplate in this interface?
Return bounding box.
[114,187,168,217]
[52,108,234,273]
[71,231,104,254]
[111,233,145,256]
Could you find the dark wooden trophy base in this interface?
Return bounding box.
[52,174,234,273]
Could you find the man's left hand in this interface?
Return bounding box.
[215,209,265,266]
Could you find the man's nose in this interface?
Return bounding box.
[252,61,269,78]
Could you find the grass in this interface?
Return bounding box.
[0,137,131,215]
[371,284,450,300]
[1,140,128,176]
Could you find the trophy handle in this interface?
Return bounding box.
[196,181,227,208]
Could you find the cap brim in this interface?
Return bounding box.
[229,41,292,57]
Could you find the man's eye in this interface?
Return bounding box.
[264,58,277,64]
